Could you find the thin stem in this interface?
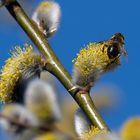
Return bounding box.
[0,112,58,131]
[0,112,35,130]
[4,0,109,131]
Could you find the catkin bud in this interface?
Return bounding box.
[32,1,61,38]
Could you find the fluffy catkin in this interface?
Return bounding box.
[32,1,61,37]
[74,108,101,140]
[121,117,140,140]
[72,33,126,88]
[0,45,42,103]
[25,79,61,125]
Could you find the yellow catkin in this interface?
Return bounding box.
[34,132,68,140]
[0,45,41,103]
[79,126,101,140]
[121,117,140,140]
[74,42,120,77]
[33,133,57,140]
[72,33,125,87]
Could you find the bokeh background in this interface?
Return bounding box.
[0,0,140,139]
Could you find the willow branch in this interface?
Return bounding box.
[4,0,109,131]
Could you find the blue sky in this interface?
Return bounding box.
[0,0,140,134]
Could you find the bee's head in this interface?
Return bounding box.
[96,33,127,72]
[106,33,126,59]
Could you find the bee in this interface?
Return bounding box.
[72,33,127,92]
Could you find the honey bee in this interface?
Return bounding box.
[73,33,127,91]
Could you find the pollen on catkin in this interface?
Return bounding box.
[34,133,57,140]
[73,43,119,87]
[79,126,100,140]
[74,108,102,140]
[0,45,41,103]
[72,33,125,88]
[38,1,53,11]
[33,132,70,140]
[74,42,115,76]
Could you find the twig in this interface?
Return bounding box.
[0,112,52,131]
[0,112,33,129]
[0,112,74,139]
[4,0,109,132]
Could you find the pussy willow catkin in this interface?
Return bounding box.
[0,45,43,103]
[72,33,126,88]
[74,108,101,140]
[32,1,61,38]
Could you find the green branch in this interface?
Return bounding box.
[4,0,109,132]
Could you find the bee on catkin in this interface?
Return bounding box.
[32,1,61,38]
[0,45,46,103]
[72,33,127,91]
